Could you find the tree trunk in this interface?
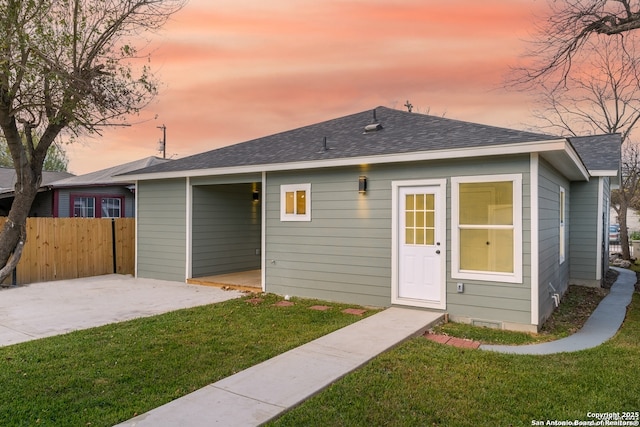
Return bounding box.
[618,199,631,260]
[0,163,39,284]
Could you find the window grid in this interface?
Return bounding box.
[404,193,435,246]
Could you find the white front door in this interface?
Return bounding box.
[393,181,446,309]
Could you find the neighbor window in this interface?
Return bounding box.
[101,197,122,218]
[280,184,311,221]
[73,196,96,218]
[559,187,566,264]
[70,195,124,218]
[452,174,522,283]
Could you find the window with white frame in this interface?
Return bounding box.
[73,196,96,218]
[559,186,566,264]
[280,183,311,221]
[101,197,122,218]
[451,174,522,283]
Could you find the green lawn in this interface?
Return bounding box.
[2,287,638,427]
[269,294,640,427]
[0,294,376,426]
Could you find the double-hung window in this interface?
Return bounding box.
[452,174,522,283]
[280,184,311,221]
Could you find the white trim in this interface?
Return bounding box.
[120,139,587,181]
[589,169,619,177]
[596,177,605,281]
[391,179,447,310]
[280,183,311,221]
[185,177,193,281]
[530,155,539,326]
[261,172,266,292]
[559,186,566,265]
[451,174,523,284]
[134,180,139,278]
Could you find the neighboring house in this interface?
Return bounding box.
[120,107,620,332]
[49,156,169,218]
[0,168,75,216]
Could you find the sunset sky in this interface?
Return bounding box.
[66,0,549,175]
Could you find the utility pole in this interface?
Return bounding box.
[157,124,166,159]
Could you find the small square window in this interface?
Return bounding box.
[280,184,311,221]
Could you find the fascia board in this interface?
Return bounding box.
[118,138,586,181]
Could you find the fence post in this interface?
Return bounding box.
[111,218,117,274]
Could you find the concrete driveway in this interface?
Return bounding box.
[0,274,244,347]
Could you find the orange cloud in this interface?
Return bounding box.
[66,0,548,174]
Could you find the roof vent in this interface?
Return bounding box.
[363,123,383,133]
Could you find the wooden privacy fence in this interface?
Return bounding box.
[0,217,135,285]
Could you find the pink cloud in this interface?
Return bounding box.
[66,0,548,174]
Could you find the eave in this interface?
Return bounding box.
[115,138,590,182]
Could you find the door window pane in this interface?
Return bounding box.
[405,193,435,246]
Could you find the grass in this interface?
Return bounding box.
[2,273,636,426]
[0,293,377,426]
[269,293,640,427]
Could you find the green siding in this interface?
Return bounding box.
[537,158,571,324]
[191,183,261,276]
[265,155,533,326]
[137,179,187,282]
[569,179,600,283]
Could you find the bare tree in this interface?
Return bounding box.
[531,35,639,258]
[521,0,640,84]
[613,143,640,259]
[0,0,184,283]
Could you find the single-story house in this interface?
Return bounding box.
[0,168,74,216]
[48,156,168,218]
[120,107,621,332]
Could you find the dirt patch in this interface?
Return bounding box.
[602,268,619,289]
[540,284,609,336]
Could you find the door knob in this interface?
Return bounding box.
[436,250,441,254]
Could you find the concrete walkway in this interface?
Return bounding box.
[481,267,636,355]
[115,307,444,427]
[0,274,243,347]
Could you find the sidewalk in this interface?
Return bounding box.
[115,307,444,427]
[481,267,636,355]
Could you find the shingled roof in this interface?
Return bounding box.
[50,156,169,187]
[124,106,560,176]
[568,134,621,172]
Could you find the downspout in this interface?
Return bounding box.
[596,177,605,282]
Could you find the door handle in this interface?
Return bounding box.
[436,250,441,254]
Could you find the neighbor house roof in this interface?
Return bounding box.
[0,168,74,193]
[119,106,619,182]
[50,156,169,188]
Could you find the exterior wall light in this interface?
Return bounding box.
[252,190,260,202]
[358,176,367,193]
